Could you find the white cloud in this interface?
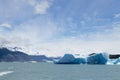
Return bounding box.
[0,16,61,56]
[34,0,52,14]
[0,23,12,29]
[0,19,120,57]
[114,13,120,18]
[27,0,53,14]
[0,23,12,32]
[0,0,53,24]
[40,21,120,56]
[0,0,120,57]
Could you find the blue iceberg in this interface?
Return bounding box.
[113,57,120,64]
[87,53,109,64]
[54,54,86,64]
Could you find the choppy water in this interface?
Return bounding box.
[0,62,120,80]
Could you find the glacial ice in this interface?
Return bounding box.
[113,57,120,64]
[106,60,114,65]
[54,53,120,65]
[54,54,86,64]
[87,53,109,64]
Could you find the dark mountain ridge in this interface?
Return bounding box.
[0,48,57,62]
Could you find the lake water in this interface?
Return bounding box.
[0,62,120,80]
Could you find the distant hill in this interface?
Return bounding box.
[29,55,54,62]
[0,48,58,62]
[0,48,30,62]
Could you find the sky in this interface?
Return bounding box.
[0,0,120,56]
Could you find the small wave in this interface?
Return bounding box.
[0,71,14,77]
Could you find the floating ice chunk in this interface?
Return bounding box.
[87,53,109,64]
[75,58,86,64]
[106,60,114,65]
[54,54,75,64]
[113,57,120,64]
[54,54,86,64]
[0,71,13,76]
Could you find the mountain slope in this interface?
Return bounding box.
[0,48,57,62]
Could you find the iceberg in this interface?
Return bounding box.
[113,57,120,64]
[87,53,109,64]
[106,60,114,65]
[74,58,86,64]
[54,54,86,64]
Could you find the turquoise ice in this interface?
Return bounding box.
[54,54,86,64]
[87,53,109,64]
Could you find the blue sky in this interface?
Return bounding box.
[0,0,120,56]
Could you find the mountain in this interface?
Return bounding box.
[0,48,58,62]
[0,48,30,62]
[29,55,54,62]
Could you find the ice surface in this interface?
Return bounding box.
[54,53,110,64]
[113,57,120,64]
[106,60,114,65]
[87,53,109,64]
[54,54,86,64]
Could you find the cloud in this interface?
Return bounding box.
[0,0,120,57]
[0,0,53,24]
[0,0,34,24]
[27,0,53,14]
[0,23,12,32]
[34,0,52,14]
[40,21,120,56]
[114,13,120,18]
[0,23,12,29]
[0,0,58,55]
[0,16,61,56]
[1,16,120,57]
